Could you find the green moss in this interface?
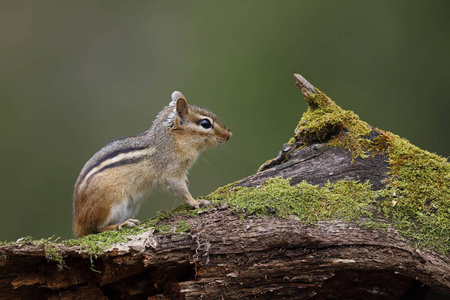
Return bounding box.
[208,88,450,254]
[377,131,450,253]
[63,204,197,257]
[154,220,191,234]
[9,236,67,270]
[0,203,200,273]
[0,204,198,273]
[64,230,132,256]
[292,89,372,160]
[176,220,191,233]
[58,206,196,271]
[287,137,296,145]
[207,147,449,253]
[206,178,378,225]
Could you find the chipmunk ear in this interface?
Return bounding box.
[165,91,189,127]
[170,91,186,105]
[176,97,188,116]
[171,91,189,117]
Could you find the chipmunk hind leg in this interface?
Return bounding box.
[97,191,146,233]
[73,221,95,238]
[73,191,107,238]
[98,219,141,233]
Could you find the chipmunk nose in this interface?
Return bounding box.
[226,131,232,140]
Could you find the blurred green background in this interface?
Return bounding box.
[0,1,449,241]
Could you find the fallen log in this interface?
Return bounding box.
[1,74,449,299]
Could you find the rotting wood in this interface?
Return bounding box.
[1,209,449,299]
[1,74,449,299]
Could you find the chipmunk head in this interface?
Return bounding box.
[167,91,232,151]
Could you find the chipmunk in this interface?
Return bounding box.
[73,91,232,238]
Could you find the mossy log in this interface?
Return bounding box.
[1,74,449,299]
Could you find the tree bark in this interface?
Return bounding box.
[1,74,449,299]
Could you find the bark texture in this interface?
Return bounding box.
[1,74,449,299]
[1,209,450,299]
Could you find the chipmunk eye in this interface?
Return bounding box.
[199,118,213,129]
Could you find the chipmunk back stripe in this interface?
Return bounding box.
[79,145,148,183]
[78,148,154,189]
[85,156,149,186]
